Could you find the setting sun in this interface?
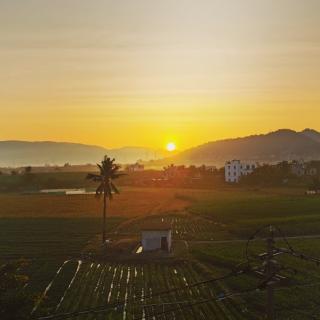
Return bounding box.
[166,142,176,152]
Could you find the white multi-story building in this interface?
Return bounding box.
[225,160,258,183]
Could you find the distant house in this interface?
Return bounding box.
[141,223,172,252]
[163,164,186,180]
[206,165,217,172]
[306,167,317,176]
[290,160,319,177]
[305,161,318,176]
[126,162,144,172]
[290,160,306,177]
[225,160,258,183]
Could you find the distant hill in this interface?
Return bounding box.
[301,128,320,143]
[3,129,320,167]
[0,141,160,166]
[166,129,320,166]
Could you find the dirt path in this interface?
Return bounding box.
[187,234,320,245]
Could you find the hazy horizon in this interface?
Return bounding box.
[0,127,318,152]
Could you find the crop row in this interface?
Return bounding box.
[34,260,253,320]
[116,214,226,240]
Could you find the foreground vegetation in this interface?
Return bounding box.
[1,185,320,319]
[33,260,253,320]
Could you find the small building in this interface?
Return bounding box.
[225,160,258,183]
[206,165,217,172]
[141,223,172,252]
[290,160,306,177]
[307,167,317,176]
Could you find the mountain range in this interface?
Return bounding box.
[0,141,160,167]
[1,129,320,167]
[168,129,320,166]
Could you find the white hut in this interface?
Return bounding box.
[141,223,172,252]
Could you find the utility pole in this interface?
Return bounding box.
[250,224,320,319]
[266,225,275,320]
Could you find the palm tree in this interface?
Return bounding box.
[87,156,124,243]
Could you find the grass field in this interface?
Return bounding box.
[188,187,320,239]
[1,186,320,319]
[0,217,123,303]
[189,238,320,320]
[0,218,123,260]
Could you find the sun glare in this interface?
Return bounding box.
[166,142,176,152]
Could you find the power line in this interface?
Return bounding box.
[275,280,320,291]
[267,225,320,266]
[246,224,320,319]
[36,224,320,320]
[245,224,270,268]
[278,247,320,265]
[133,273,276,320]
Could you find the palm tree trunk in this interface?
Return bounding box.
[102,192,106,243]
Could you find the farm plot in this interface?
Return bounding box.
[34,260,255,320]
[0,188,191,218]
[189,189,320,239]
[0,218,122,261]
[117,214,227,240]
[190,240,320,320]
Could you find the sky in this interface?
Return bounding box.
[1,0,320,150]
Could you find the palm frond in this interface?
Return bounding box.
[87,155,124,201]
[97,164,105,175]
[110,182,119,194]
[86,173,102,182]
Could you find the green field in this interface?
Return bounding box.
[0,217,123,303]
[0,218,101,260]
[189,238,320,320]
[189,188,320,238]
[116,187,320,241]
[1,186,320,319]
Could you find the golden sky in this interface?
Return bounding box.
[1,0,320,150]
